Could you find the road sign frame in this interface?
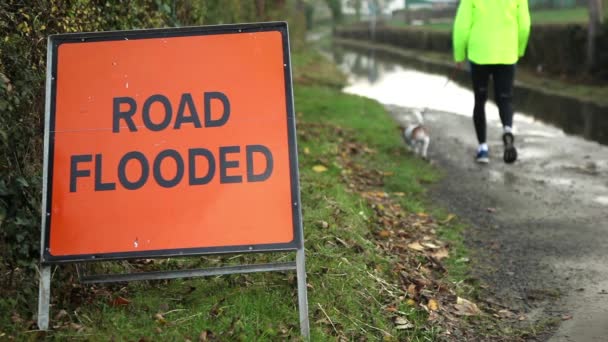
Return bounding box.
[41,22,303,264]
[38,22,309,338]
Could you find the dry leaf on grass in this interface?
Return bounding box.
[454,297,481,316]
[421,242,440,249]
[440,214,456,224]
[111,296,131,307]
[431,248,449,260]
[154,313,167,325]
[407,242,425,251]
[394,317,415,330]
[428,299,439,311]
[407,284,417,298]
[312,165,328,173]
[378,230,391,238]
[497,309,515,318]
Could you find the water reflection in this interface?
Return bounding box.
[331,42,608,146]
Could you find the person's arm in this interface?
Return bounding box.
[453,0,472,62]
[517,0,531,58]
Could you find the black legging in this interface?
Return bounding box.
[470,62,515,144]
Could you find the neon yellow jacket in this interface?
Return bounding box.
[453,0,531,64]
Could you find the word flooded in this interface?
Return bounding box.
[68,92,274,192]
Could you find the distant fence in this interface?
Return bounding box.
[334,24,608,82]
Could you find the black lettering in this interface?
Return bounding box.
[118,152,149,190]
[70,155,92,192]
[112,97,137,132]
[174,93,202,129]
[142,94,172,131]
[246,145,273,182]
[153,149,184,188]
[204,92,230,127]
[189,148,215,185]
[219,146,242,184]
[94,154,116,191]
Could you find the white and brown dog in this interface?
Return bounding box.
[400,108,430,160]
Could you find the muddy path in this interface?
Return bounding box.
[387,105,608,342]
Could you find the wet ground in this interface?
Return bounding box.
[331,42,608,341]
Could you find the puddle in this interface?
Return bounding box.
[331,43,608,146]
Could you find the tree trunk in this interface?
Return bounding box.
[256,0,265,20]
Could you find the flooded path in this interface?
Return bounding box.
[331,41,608,341]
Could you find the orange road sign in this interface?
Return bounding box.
[41,22,302,262]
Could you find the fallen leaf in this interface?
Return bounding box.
[431,248,449,260]
[394,317,414,330]
[407,242,425,251]
[440,214,456,224]
[406,299,416,306]
[393,192,405,197]
[154,313,167,325]
[317,220,329,229]
[454,297,481,316]
[486,207,497,213]
[111,296,131,307]
[421,242,440,249]
[498,309,515,318]
[378,230,391,238]
[312,165,328,173]
[407,284,417,298]
[303,147,310,155]
[417,212,429,218]
[428,299,439,311]
[562,314,573,321]
[394,317,408,325]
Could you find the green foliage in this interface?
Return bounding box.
[325,0,343,24]
[0,0,178,276]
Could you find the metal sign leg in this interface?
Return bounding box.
[296,246,310,339]
[37,265,52,330]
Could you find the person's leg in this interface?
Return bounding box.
[470,62,490,162]
[492,64,517,163]
[470,62,490,144]
[492,64,515,130]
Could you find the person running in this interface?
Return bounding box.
[453,0,531,164]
